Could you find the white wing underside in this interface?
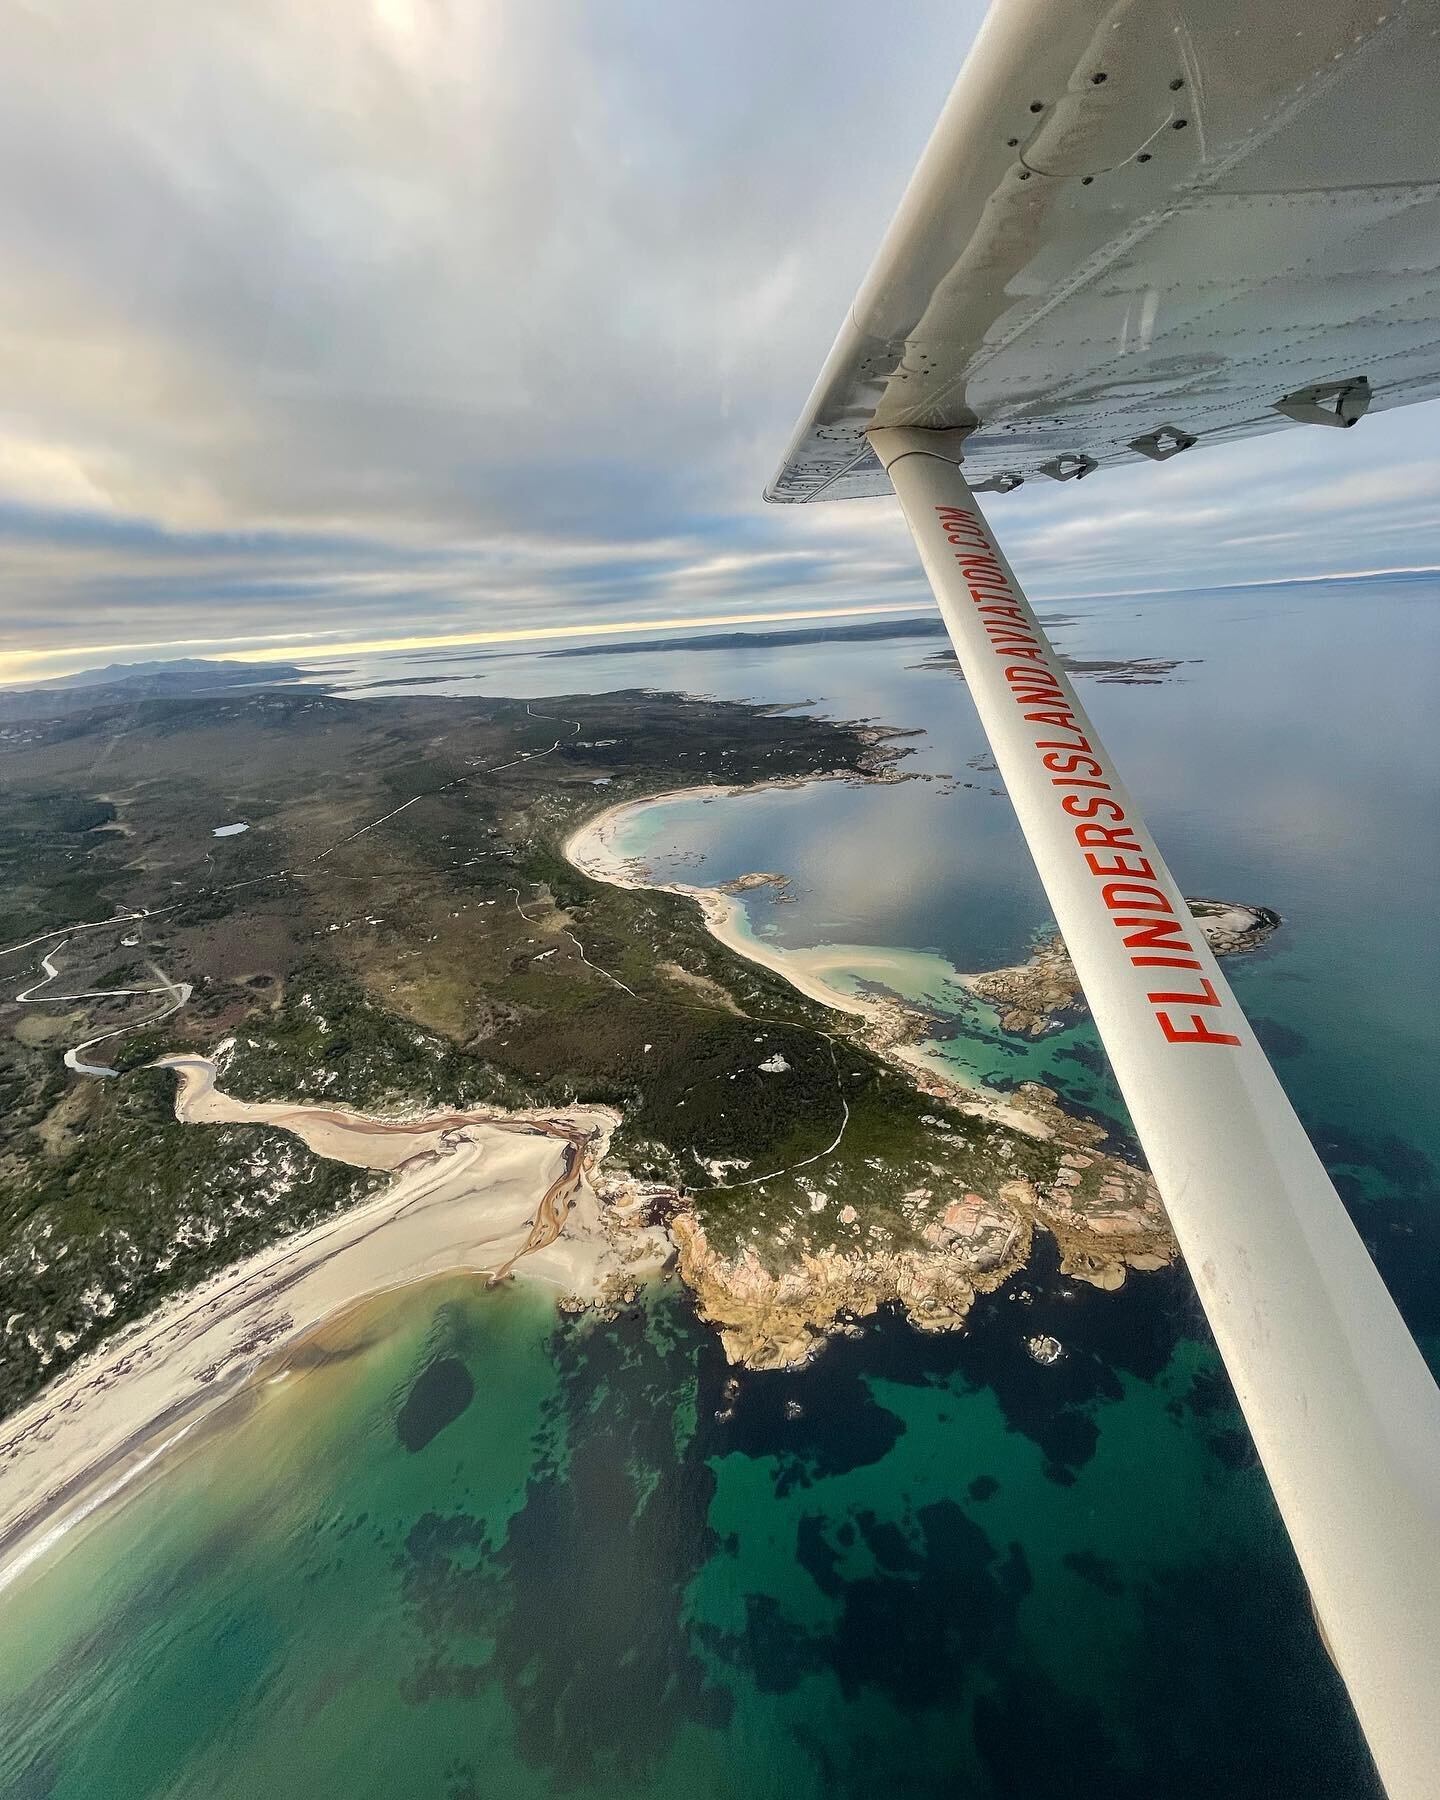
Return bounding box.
[768,8,1440,1791]
[767,0,1440,502]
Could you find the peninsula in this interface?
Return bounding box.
[0,672,1205,1566]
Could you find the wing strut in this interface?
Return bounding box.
[870,425,1440,1799]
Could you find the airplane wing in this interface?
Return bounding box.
[767,0,1440,502]
[768,5,1440,1796]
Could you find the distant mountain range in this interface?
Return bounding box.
[0,658,309,720]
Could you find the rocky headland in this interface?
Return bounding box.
[658,1149,1173,1370]
[565,796,1186,1372]
[967,899,1281,1038]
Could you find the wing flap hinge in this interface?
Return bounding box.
[1274,376,1371,429]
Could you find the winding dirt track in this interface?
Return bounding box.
[0,712,582,1077]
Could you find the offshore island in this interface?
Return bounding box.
[0,667,1273,1564]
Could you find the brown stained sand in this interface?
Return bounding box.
[0,1060,669,1580]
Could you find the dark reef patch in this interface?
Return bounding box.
[1312,1122,1435,1193]
[702,1498,1024,1709]
[975,1665,1132,1797]
[1121,1552,1382,1798]
[1207,1427,1260,1472]
[1062,1548,1126,1596]
[396,1357,475,1453]
[399,1305,732,1786]
[1168,1362,1237,1422]
[715,1353,907,1494]
[720,1238,1198,1485]
[855,1509,925,1574]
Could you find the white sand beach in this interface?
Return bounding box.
[0,1062,658,1584]
[564,791,1054,1139]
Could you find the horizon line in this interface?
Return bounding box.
[3,563,1437,685]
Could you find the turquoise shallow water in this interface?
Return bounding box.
[0,1273,1379,1800]
[3,575,1435,1798]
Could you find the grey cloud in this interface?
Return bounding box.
[0,0,1436,675]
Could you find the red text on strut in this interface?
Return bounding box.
[931,505,1242,1047]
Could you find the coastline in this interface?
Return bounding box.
[566,783,886,1020]
[0,776,890,1584]
[966,900,1282,1037]
[562,786,1175,1369]
[0,772,1175,1583]
[565,788,1069,1141]
[0,1064,665,1586]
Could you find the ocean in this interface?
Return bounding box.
[1,573,1434,1798]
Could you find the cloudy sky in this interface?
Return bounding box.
[3,0,1439,683]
